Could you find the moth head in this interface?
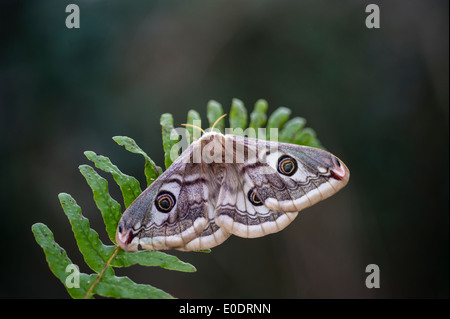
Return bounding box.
[181,113,227,142]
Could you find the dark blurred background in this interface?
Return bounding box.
[0,0,448,298]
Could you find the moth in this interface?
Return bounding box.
[116,127,349,251]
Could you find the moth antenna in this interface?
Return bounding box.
[181,124,206,135]
[211,113,227,130]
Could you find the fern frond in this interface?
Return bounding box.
[32,98,323,299]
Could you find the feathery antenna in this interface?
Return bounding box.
[211,113,227,130]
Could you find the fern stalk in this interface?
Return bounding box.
[84,246,120,299]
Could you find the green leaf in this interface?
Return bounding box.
[32,223,96,299]
[79,164,121,244]
[113,250,196,272]
[113,136,162,186]
[84,150,141,208]
[207,100,225,133]
[160,113,179,169]
[229,98,248,134]
[58,192,115,274]
[93,275,173,299]
[266,106,291,139]
[249,99,268,130]
[295,127,318,146]
[194,249,212,253]
[186,109,202,143]
[279,117,306,143]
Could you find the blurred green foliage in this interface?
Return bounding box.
[1,0,447,298]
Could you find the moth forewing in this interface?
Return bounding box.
[191,137,203,164]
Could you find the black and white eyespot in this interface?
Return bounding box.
[248,189,263,206]
[155,191,176,213]
[277,155,298,176]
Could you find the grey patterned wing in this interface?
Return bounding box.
[214,136,349,238]
[116,156,210,251]
[176,203,231,251]
[226,135,349,212]
[214,164,298,238]
[257,142,350,213]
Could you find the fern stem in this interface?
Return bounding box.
[84,245,120,299]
